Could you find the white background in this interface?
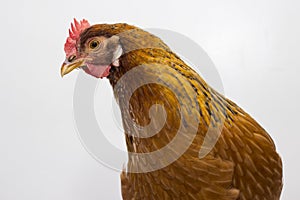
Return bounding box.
[0,0,299,199]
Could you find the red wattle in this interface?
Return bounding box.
[83,64,111,78]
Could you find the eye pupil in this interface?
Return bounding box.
[90,41,99,49]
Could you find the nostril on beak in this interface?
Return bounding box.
[68,55,76,62]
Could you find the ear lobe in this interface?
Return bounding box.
[110,35,120,42]
[112,45,122,67]
[113,44,123,59]
[110,36,123,67]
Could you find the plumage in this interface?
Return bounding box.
[61,21,283,200]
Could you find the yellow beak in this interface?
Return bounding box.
[60,60,84,77]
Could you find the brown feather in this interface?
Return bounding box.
[80,23,283,200]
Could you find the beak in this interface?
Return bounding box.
[60,59,84,77]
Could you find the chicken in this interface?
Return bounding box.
[60,19,283,200]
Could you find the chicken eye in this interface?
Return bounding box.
[89,40,100,49]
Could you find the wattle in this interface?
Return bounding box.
[83,64,111,78]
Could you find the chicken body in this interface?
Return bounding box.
[61,23,283,200]
[114,48,282,200]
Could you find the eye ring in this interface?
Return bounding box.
[89,40,100,49]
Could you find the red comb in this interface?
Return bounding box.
[64,18,90,57]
